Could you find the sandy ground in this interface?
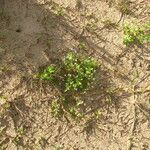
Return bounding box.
[0,0,150,149]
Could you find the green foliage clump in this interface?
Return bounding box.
[39,52,99,119]
[64,53,98,91]
[123,23,150,46]
[39,66,56,81]
[39,52,98,92]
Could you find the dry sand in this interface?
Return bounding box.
[0,0,150,149]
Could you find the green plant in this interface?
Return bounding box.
[13,136,21,145]
[39,52,99,120]
[94,110,102,119]
[68,98,84,119]
[64,53,98,91]
[39,66,56,81]
[39,53,98,91]
[123,23,150,46]
[51,3,65,17]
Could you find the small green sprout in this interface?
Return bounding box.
[94,110,102,119]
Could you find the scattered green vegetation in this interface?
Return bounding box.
[123,23,150,46]
[51,96,84,119]
[68,98,84,119]
[39,66,56,81]
[17,126,25,135]
[39,52,98,92]
[64,53,98,91]
[1,0,149,149]
[39,52,99,119]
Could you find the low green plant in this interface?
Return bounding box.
[50,97,83,119]
[123,23,150,46]
[64,53,98,91]
[39,52,99,120]
[0,95,6,104]
[39,66,56,81]
[51,3,65,17]
[94,110,102,119]
[68,98,84,119]
[39,52,98,92]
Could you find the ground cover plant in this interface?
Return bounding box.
[39,52,99,119]
[123,23,150,46]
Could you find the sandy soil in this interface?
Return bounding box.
[0,0,150,149]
